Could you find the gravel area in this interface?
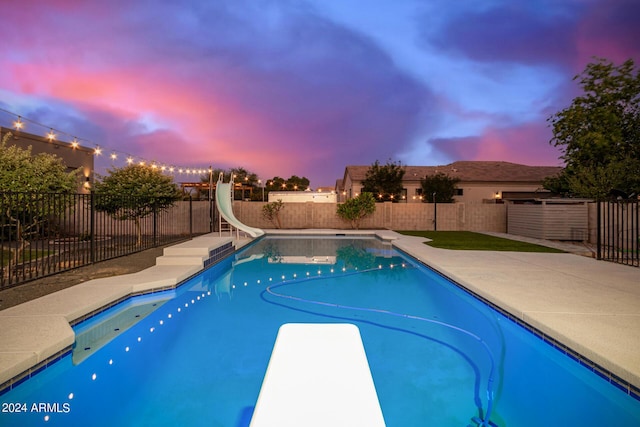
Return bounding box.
[0,246,167,310]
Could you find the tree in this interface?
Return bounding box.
[0,132,80,193]
[93,164,181,246]
[265,175,310,192]
[0,132,79,261]
[285,175,310,191]
[547,58,640,199]
[420,172,460,203]
[541,173,571,197]
[336,192,376,229]
[361,159,405,202]
[262,199,284,228]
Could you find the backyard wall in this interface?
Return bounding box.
[49,198,634,250]
[232,201,507,232]
[58,199,615,245]
[60,199,214,237]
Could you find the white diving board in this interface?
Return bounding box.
[250,323,386,427]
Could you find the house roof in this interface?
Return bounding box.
[344,161,562,183]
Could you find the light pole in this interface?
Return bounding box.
[208,167,213,201]
[432,192,437,231]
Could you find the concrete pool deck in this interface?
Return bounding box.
[1,230,639,399]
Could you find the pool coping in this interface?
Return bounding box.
[1,229,639,401]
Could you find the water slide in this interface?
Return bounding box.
[216,173,265,238]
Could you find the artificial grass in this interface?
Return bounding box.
[396,230,565,253]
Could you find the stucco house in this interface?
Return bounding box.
[337,161,563,204]
[1,127,95,193]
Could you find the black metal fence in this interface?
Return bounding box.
[1,192,207,289]
[597,200,639,267]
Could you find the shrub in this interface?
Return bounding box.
[262,199,284,228]
[336,192,376,229]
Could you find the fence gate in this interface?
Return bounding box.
[597,200,639,267]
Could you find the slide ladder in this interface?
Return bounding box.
[215,173,265,238]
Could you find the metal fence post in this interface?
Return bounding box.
[153,203,158,247]
[596,200,601,260]
[90,191,96,264]
[189,195,193,238]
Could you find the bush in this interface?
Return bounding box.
[262,200,284,228]
[336,192,376,229]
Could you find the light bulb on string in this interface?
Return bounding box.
[2,108,215,179]
[13,116,24,130]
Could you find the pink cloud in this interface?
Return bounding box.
[433,123,564,167]
[1,1,433,186]
[574,0,640,68]
[428,0,639,74]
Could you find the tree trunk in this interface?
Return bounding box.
[135,217,142,247]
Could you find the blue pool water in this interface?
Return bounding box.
[1,236,639,426]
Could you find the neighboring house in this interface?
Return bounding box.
[338,161,563,204]
[1,127,95,193]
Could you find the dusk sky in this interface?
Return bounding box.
[1,0,639,187]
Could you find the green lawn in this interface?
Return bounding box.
[1,249,52,266]
[396,230,565,253]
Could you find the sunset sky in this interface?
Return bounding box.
[1,0,639,187]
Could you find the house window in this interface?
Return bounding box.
[455,188,463,196]
[415,188,423,196]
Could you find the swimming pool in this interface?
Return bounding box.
[1,236,639,426]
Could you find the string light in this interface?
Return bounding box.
[13,116,24,130]
[0,108,214,177]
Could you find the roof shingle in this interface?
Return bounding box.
[345,161,562,183]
